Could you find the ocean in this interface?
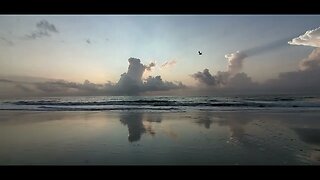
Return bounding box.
[1,95,320,112]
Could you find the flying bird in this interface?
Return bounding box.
[198,51,202,55]
[86,39,91,44]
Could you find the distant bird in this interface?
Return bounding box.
[86,39,91,44]
[198,51,202,55]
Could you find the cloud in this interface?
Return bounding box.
[14,84,33,92]
[36,20,58,33]
[144,62,156,71]
[258,48,320,94]
[189,45,320,95]
[243,37,292,57]
[120,112,145,142]
[288,27,320,48]
[0,79,13,83]
[294,128,320,145]
[0,37,14,46]
[264,68,320,93]
[33,79,109,95]
[225,51,247,75]
[191,51,250,87]
[113,58,147,94]
[226,72,257,89]
[25,20,59,40]
[143,76,186,91]
[120,112,163,142]
[0,57,185,97]
[115,58,184,95]
[299,48,320,70]
[191,69,216,86]
[161,60,177,68]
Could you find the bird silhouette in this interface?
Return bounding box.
[198,51,202,55]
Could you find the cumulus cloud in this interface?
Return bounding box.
[120,57,145,84]
[190,50,320,94]
[0,57,185,97]
[299,48,320,70]
[25,20,59,40]
[25,79,111,96]
[0,77,111,97]
[35,80,91,93]
[161,60,177,68]
[191,51,250,88]
[143,76,186,91]
[115,58,184,95]
[226,72,257,89]
[288,27,320,48]
[225,51,248,75]
[263,50,320,94]
[190,46,320,95]
[191,69,216,86]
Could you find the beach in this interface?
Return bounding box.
[2,15,320,166]
[0,110,319,165]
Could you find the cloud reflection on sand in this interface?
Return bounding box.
[1,110,320,164]
[119,112,162,142]
[293,128,320,163]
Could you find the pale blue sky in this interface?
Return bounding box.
[0,15,319,85]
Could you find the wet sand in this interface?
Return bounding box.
[0,110,320,165]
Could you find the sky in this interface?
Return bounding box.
[0,15,320,97]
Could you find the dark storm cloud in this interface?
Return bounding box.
[25,20,59,40]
